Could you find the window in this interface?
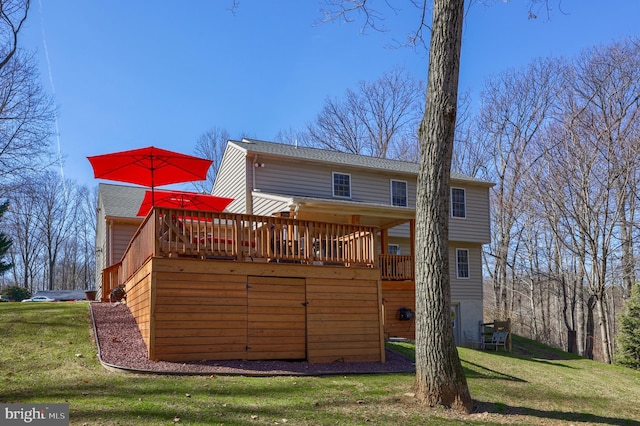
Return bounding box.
[451,187,466,218]
[390,180,408,207]
[456,249,469,279]
[333,172,351,198]
[388,244,400,255]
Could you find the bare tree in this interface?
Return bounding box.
[0,0,54,187]
[452,91,491,177]
[305,67,423,159]
[30,172,77,291]
[273,127,305,146]
[322,0,472,411]
[0,48,55,187]
[6,176,96,293]
[191,127,230,193]
[475,37,640,361]
[6,180,44,293]
[75,185,97,290]
[358,67,424,157]
[55,184,96,290]
[306,93,367,154]
[0,200,12,275]
[480,58,562,319]
[0,0,29,70]
[588,39,640,300]
[556,38,640,363]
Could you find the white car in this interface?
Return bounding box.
[21,296,56,302]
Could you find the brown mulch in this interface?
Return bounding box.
[89,302,415,376]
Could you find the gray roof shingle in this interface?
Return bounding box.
[231,138,493,186]
[99,183,147,218]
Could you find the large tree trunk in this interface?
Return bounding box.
[414,0,472,413]
[619,203,636,298]
[596,295,613,364]
[584,295,596,360]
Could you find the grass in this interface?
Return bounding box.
[0,303,639,425]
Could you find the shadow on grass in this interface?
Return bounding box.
[71,404,308,426]
[510,335,583,361]
[3,376,314,402]
[473,348,581,370]
[475,400,640,426]
[462,360,527,382]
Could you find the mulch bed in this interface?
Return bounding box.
[90,302,415,376]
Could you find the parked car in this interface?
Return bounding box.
[21,296,56,302]
[0,295,9,302]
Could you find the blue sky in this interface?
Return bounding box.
[19,1,640,187]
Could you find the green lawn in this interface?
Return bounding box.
[1,303,639,425]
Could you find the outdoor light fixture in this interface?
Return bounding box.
[397,307,414,321]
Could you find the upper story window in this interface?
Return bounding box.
[390,180,408,207]
[451,187,466,218]
[456,248,470,279]
[333,172,351,198]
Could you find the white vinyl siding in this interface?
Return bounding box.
[390,179,408,207]
[332,172,351,198]
[252,194,290,217]
[212,145,248,213]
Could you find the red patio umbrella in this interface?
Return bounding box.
[136,189,233,216]
[87,146,213,204]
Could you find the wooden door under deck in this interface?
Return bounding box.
[247,276,307,360]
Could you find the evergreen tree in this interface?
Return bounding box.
[0,201,12,275]
[616,284,640,369]
[1,285,29,301]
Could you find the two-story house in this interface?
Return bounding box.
[95,139,492,364]
[212,138,493,345]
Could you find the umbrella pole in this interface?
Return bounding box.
[151,154,155,206]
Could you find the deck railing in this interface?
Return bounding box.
[117,208,378,284]
[120,210,158,283]
[378,254,414,281]
[100,261,122,302]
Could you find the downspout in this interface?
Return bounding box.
[107,219,113,267]
[247,154,259,215]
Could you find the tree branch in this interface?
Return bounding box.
[0,0,30,70]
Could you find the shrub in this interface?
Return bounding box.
[1,286,31,302]
[616,284,640,369]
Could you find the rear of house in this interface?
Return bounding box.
[213,139,493,345]
[94,139,492,363]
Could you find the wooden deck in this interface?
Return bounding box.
[102,207,414,300]
[124,258,385,363]
[100,207,417,363]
